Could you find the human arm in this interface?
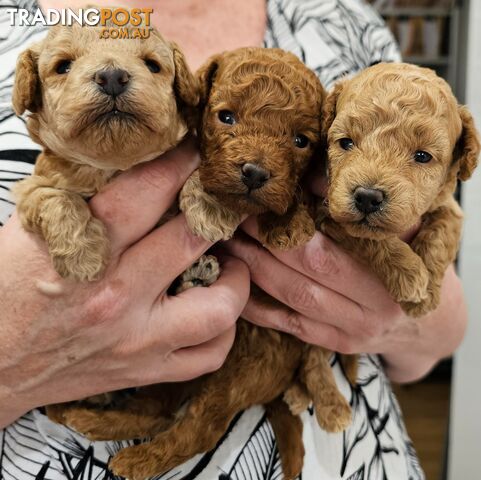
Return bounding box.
[0,140,250,428]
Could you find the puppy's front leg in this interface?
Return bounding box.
[180,170,242,241]
[403,199,463,317]
[298,346,351,433]
[14,175,109,281]
[321,219,430,306]
[258,202,315,250]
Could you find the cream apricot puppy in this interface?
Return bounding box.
[13,19,198,281]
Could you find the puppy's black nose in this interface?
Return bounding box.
[94,69,130,97]
[354,187,385,214]
[241,163,270,190]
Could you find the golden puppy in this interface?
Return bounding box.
[55,48,352,480]
[284,61,480,459]
[319,62,480,317]
[13,19,198,281]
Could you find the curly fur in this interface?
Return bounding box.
[13,18,198,281]
[288,62,480,453]
[54,48,352,480]
[180,47,321,248]
[320,62,480,317]
[41,60,475,480]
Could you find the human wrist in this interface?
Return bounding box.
[380,313,458,383]
[376,313,433,383]
[381,344,439,384]
[380,267,467,383]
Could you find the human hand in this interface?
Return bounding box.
[0,139,250,428]
[224,218,466,383]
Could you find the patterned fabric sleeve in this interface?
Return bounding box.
[0,0,46,226]
[264,0,401,89]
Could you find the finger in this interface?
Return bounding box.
[153,256,249,350]
[91,137,200,253]
[242,295,357,352]
[224,234,364,332]
[49,325,232,393]
[122,327,237,386]
[166,326,237,382]
[240,219,390,309]
[117,213,211,294]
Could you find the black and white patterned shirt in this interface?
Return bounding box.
[0,1,424,479]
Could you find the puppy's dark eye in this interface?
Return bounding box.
[294,134,309,148]
[218,110,236,125]
[339,138,354,150]
[414,150,432,163]
[56,60,72,74]
[144,59,161,73]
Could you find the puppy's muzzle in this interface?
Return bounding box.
[354,186,385,214]
[241,162,271,190]
[94,68,130,97]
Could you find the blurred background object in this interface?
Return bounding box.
[368,0,461,93]
[447,2,481,479]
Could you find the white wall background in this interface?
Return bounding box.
[448,0,481,477]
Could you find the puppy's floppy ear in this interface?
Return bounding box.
[170,42,199,108]
[454,106,480,181]
[12,47,41,115]
[321,81,345,134]
[196,53,221,107]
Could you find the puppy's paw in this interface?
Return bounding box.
[261,215,315,250]
[283,384,311,416]
[176,255,220,293]
[401,287,440,318]
[186,205,240,242]
[110,444,164,480]
[280,448,304,480]
[400,296,439,318]
[180,178,241,242]
[400,301,427,318]
[315,394,352,433]
[259,204,315,250]
[391,266,429,304]
[192,219,238,242]
[398,284,429,305]
[262,225,313,250]
[45,404,71,425]
[50,217,110,282]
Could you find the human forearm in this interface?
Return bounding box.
[0,143,249,426]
